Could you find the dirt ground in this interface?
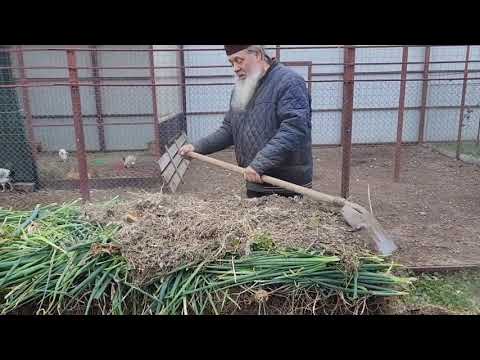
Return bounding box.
[2,144,480,268]
[37,150,160,182]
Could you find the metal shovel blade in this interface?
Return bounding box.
[341,204,398,256]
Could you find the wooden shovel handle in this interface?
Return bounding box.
[188,152,349,208]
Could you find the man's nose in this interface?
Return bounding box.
[233,63,241,73]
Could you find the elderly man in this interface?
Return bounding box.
[180,45,313,198]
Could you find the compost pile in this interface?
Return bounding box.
[83,193,369,283]
[0,195,415,315]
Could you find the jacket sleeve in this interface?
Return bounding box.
[249,77,310,175]
[192,111,234,155]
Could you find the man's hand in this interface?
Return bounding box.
[244,166,263,184]
[179,144,195,158]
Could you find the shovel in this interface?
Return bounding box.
[186,151,398,256]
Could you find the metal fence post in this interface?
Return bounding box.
[178,45,187,132]
[276,45,281,62]
[67,48,90,202]
[307,62,313,97]
[476,115,480,147]
[16,46,36,160]
[456,45,471,160]
[89,45,106,152]
[149,45,162,158]
[393,46,409,182]
[418,46,430,143]
[341,46,355,199]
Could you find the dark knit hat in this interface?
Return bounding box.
[224,45,251,56]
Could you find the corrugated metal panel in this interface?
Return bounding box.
[402,110,421,142]
[312,111,341,145]
[153,45,182,116]
[186,114,224,143]
[32,117,99,151]
[311,74,343,110]
[355,47,403,73]
[430,46,467,72]
[103,116,155,150]
[19,45,479,150]
[425,109,460,142]
[27,85,96,116]
[404,72,424,108]
[100,80,152,114]
[97,45,150,78]
[281,46,343,73]
[351,109,420,144]
[186,77,232,113]
[354,73,402,108]
[20,45,92,79]
[352,110,397,143]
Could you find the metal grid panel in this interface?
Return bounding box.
[404,72,424,108]
[100,82,152,114]
[15,45,92,79]
[311,75,343,110]
[28,85,72,116]
[312,111,341,145]
[427,73,464,107]
[156,84,182,118]
[153,45,182,117]
[186,78,232,113]
[97,45,150,78]
[402,109,421,142]
[406,47,427,72]
[352,110,397,143]
[187,114,224,143]
[355,47,403,73]
[469,46,480,71]
[281,46,343,74]
[425,109,461,142]
[354,73,402,108]
[3,44,479,202]
[461,113,479,141]
[465,79,480,107]
[430,46,467,72]
[184,45,230,68]
[32,117,99,152]
[103,119,155,151]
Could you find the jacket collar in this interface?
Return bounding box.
[258,60,279,87]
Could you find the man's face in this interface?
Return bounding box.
[228,50,262,80]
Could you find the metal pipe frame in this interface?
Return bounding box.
[148,46,162,159]
[89,45,106,151]
[4,75,480,89]
[341,46,355,199]
[456,46,471,160]
[67,49,90,201]
[15,46,36,160]
[393,47,409,182]
[418,46,431,143]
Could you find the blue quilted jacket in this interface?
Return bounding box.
[193,61,313,194]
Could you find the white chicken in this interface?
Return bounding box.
[123,155,136,168]
[0,168,14,192]
[59,149,68,162]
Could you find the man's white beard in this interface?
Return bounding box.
[231,68,263,111]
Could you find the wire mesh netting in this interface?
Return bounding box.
[1,45,480,200]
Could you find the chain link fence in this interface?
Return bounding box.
[1,45,479,200]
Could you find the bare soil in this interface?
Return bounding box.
[37,151,160,183]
